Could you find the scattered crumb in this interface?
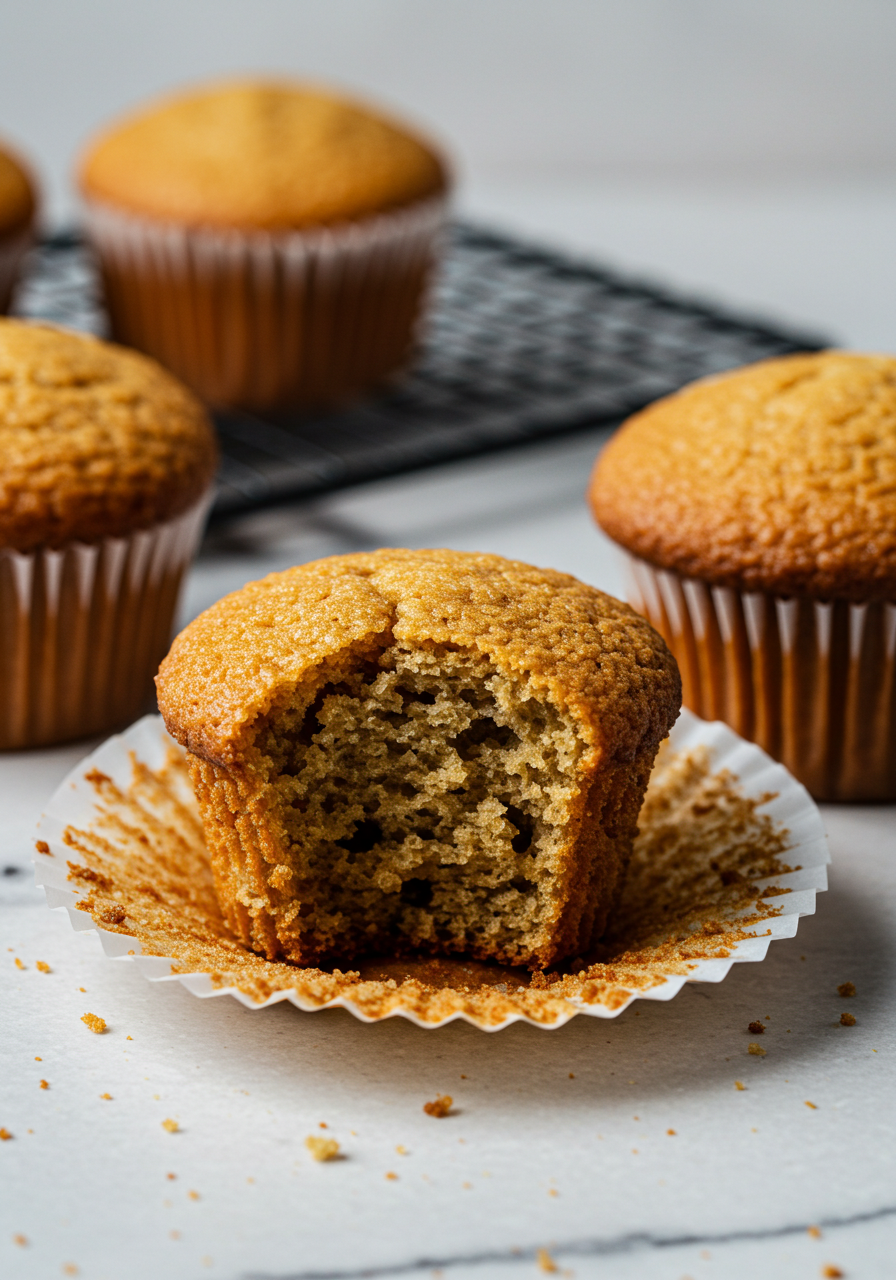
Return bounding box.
[460,1074,467,1079]
[34,1057,41,1062]
[631,1149,638,1155]
[166,1173,176,1180]
[751,1127,758,1133]
[548,1188,558,1197]
[14,958,24,970]
[170,1230,181,1241]
[81,1013,106,1035]
[62,1266,79,1276]
[840,1013,856,1027]
[36,961,51,973]
[100,1093,112,1101]
[305,1135,340,1162]
[396,1145,408,1156]
[79,988,86,993]
[154,1095,160,1101]
[385,1171,398,1181]
[423,1095,453,1118]
[537,1248,558,1273]
[735,1081,746,1091]
[13,1234,27,1247]
[667,1129,676,1136]
[462,1181,472,1189]
[748,1021,765,1034]
[35,840,49,854]
[568,1073,575,1079]
[0,1128,13,1141]
[821,1266,844,1278]
[837,983,856,998]
[805,1101,818,1110]
[126,1036,133,1041]
[748,1043,766,1056]
[161,1119,179,1134]
[247,1177,254,1184]
[39,1080,49,1090]
[188,1190,200,1201]
[808,1226,822,1239]
[318,1122,328,1129]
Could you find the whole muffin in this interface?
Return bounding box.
[78,80,449,411]
[157,549,680,970]
[0,319,217,747]
[589,351,896,800]
[0,141,38,314]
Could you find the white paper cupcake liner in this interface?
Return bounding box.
[623,552,896,801]
[84,196,447,410]
[0,222,33,314]
[33,707,829,1030]
[0,494,210,749]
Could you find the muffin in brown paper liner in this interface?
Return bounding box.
[78,80,449,411]
[590,352,896,802]
[0,320,217,748]
[0,140,37,314]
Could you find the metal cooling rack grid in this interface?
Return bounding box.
[12,225,827,522]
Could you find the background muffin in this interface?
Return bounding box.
[78,79,449,411]
[156,549,680,970]
[589,351,896,800]
[0,140,38,315]
[0,319,217,747]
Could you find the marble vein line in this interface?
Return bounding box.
[244,1203,896,1279]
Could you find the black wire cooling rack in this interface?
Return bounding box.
[13,226,827,523]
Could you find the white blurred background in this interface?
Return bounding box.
[1,0,895,345]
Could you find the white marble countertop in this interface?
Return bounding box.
[2,185,895,1280]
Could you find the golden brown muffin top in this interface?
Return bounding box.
[0,320,218,551]
[157,548,680,768]
[78,80,448,230]
[590,352,896,602]
[0,142,37,237]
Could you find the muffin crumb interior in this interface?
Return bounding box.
[254,641,584,965]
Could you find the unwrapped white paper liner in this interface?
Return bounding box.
[85,196,447,410]
[34,709,829,1030]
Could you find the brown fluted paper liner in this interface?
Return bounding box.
[0,497,209,749]
[625,554,896,802]
[0,223,33,314]
[84,197,446,411]
[35,710,829,1030]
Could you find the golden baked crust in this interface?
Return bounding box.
[0,143,36,237]
[157,550,680,970]
[590,352,896,602]
[0,320,217,550]
[158,549,680,766]
[79,80,448,230]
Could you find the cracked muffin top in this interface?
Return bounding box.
[0,141,36,237]
[78,79,448,230]
[0,320,217,550]
[589,352,896,601]
[157,548,681,768]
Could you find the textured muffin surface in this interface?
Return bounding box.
[79,80,448,229]
[0,143,35,236]
[590,352,896,601]
[0,320,217,550]
[157,549,680,969]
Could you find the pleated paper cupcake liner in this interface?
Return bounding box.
[34,707,829,1030]
[84,196,447,411]
[0,494,210,749]
[0,222,33,314]
[624,552,896,801]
